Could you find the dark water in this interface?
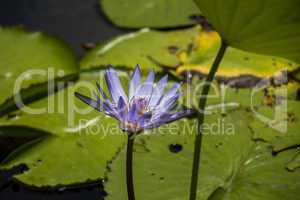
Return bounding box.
[0,0,127,57]
[0,164,108,199]
[0,0,127,199]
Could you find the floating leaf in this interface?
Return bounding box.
[105,111,300,199]
[80,27,199,73]
[0,27,78,115]
[180,77,267,113]
[205,144,300,200]
[0,71,127,187]
[81,27,299,82]
[100,0,200,28]
[0,74,78,117]
[183,78,300,152]
[194,0,300,63]
[250,100,300,152]
[176,30,299,78]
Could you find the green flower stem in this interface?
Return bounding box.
[126,133,136,200]
[189,40,228,200]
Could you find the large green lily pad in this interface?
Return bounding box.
[194,0,300,63]
[182,77,300,152]
[183,78,300,152]
[105,111,300,200]
[80,27,199,73]
[100,0,200,28]
[176,31,298,78]
[0,71,126,187]
[0,27,78,114]
[81,26,299,80]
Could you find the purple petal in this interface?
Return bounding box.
[164,83,181,97]
[105,67,128,104]
[166,109,195,122]
[127,102,138,122]
[161,93,180,111]
[136,69,155,99]
[75,92,103,112]
[150,93,179,121]
[129,65,142,100]
[77,91,119,118]
[96,82,109,100]
[149,75,168,108]
[117,97,127,121]
[144,109,194,129]
[153,93,180,117]
[93,90,119,116]
[138,112,152,128]
[156,82,180,108]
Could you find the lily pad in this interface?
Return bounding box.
[81,27,299,81]
[100,0,200,28]
[105,111,300,199]
[0,27,78,115]
[176,31,298,78]
[0,71,127,187]
[80,27,199,73]
[250,100,300,152]
[180,76,267,113]
[194,0,300,63]
[206,144,300,200]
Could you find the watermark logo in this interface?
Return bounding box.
[250,73,288,133]
[11,68,289,136]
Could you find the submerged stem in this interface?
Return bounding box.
[126,133,136,200]
[189,40,228,200]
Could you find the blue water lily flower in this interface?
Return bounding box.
[75,65,193,133]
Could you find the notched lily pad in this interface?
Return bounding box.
[105,111,300,200]
[81,27,299,85]
[105,112,249,199]
[0,71,127,187]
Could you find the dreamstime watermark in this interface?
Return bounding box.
[11,68,289,136]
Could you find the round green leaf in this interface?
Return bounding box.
[105,112,300,199]
[176,31,298,78]
[80,27,199,73]
[194,0,300,63]
[0,71,126,187]
[0,27,78,109]
[100,0,200,28]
